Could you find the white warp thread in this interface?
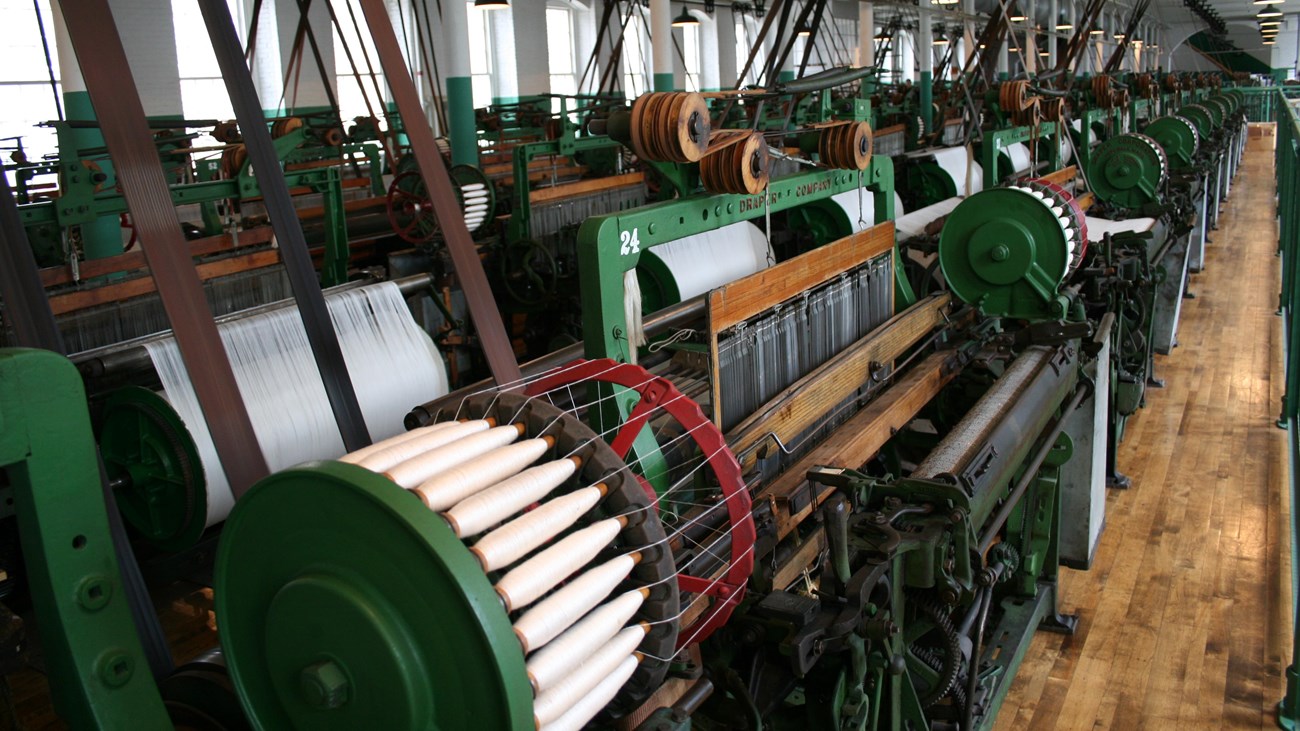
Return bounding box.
[145,282,448,526]
[642,221,773,303]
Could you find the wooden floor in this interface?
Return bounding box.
[995,132,1294,730]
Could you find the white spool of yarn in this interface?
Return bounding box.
[470,484,606,571]
[513,554,638,653]
[355,420,491,473]
[445,457,580,538]
[338,421,458,465]
[384,424,524,489]
[145,282,449,527]
[495,518,624,611]
[413,437,553,511]
[532,626,646,726]
[538,654,641,731]
[526,589,648,694]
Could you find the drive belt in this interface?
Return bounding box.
[0,173,63,353]
[199,0,371,452]
[59,0,269,496]
[358,0,523,385]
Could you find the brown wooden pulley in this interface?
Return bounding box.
[220,145,248,179]
[212,120,241,143]
[271,117,304,138]
[700,130,769,195]
[627,92,711,163]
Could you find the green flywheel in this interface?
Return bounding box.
[1179,104,1216,138]
[1143,116,1200,171]
[1087,133,1168,209]
[938,186,1073,320]
[99,386,207,550]
[216,462,533,731]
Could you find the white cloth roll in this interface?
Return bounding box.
[643,221,772,301]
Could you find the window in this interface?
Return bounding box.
[547,7,577,98]
[333,4,387,124]
[467,1,494,107]
[622,12,648,98]
[682,21,700,92]
[171,0,244,121]
[0,0,63,160]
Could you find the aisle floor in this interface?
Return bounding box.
[995,135,1293,729]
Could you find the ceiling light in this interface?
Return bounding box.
[1264,39,1277,44]
[979,42,987,48]
[934,0,960,5]
[1259,7,1283,17]
[1010,12,1028,21]
[672,6,698,26]
[1261,18,1282,26]
[1057,22,1073,29]
[1255,0,1284,5]
[933,37,950,45]
[473,0,508,7]
[1114,32,1126,39]
[1039,50,1050,56]
[1089,26,1104,34]
[796,21,811,36]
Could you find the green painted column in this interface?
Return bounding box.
[652,0,673,92]
[51,0,121,260]
[920,71,933,132]
[443,0,478,167]
[918,8,934,133]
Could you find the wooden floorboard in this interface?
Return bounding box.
[996,133,1293,731]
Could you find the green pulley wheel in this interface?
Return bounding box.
[938,185,1075,320]
[1200,98,1226,128]
[217,461,535,731]
[1087,133,1169,209]
[1143,116,1200,171]
[1179,104,1215,138]
[99,387,207,550]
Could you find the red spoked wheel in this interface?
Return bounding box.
[386,171,439,244]
[1021,177,1089,273]
[523,358,756,648]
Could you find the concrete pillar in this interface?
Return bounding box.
[699,13,720,91]
[247,0,283,110]
[511,1,548,98]
[442,0,476,166]
[858,1,874,67]
[999,31,1010,78]
[651,0,673,91]
[919,8,933,130]
[491,8,520,103]
[717,5,738,89]
[274,0,334,113]
[963,0,977,67]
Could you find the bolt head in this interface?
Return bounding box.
[300,660,350,710]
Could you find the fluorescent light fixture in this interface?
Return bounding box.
[1057,23,1073,29]
[1010,12,1027,21]
[1089,27,1104,34]
[1259,7,1283,17]
[473,0,508,7]
[933,37,950,45]
[1114,32,1126,39]
[1255,0,1284,5]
